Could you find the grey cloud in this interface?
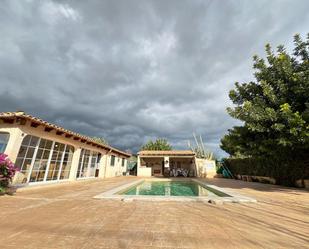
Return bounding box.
[0,0,308,157]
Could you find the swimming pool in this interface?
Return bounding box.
[94,179,257,203]
[119,180,230,197]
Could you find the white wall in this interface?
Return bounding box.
[137,156,152,177]
[137,167,152,177]
[195,158,216,178]
[104,154,127,177]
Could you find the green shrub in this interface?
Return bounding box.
[224,153,309,187]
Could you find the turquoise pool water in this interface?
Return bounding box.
[119,181,229,197]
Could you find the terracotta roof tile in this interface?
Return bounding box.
[0,111,131,157]
[138,150,195,156]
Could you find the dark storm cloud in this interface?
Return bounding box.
[0,0,308,156]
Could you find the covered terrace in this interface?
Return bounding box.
[137,150,196,177]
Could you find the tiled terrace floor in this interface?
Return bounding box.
[0,177,308,249]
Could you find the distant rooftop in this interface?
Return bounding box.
[138,150,195,156]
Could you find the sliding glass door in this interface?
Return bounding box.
[76,150,101,178]
[15,135,74,183]
[29,139,53,182]
[88,152,101,177]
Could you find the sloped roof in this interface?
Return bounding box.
[0,111,131,157]
[138,150,196,156]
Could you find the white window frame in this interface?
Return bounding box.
[26,137,41,183]
[57,144,67,180]
[20,136,72,184]
[77,149,86,178]
[0,131,10,153]
[77,149,96,179]
[43,141,55,182]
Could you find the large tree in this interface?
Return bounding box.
[221,34,309,158]
[140,138,172,151]
[92,137,108,146]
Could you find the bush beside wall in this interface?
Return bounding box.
[224,155,309,187]
[0,154,18,194]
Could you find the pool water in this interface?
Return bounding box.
[119,181,229,197]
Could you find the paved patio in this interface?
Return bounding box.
[0,177,308,249]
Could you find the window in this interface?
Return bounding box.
[89,152,99,177]
[122,158,125,167]
[59,145,74,180]
[90,153,97,168]
[15,135,39,179]
[29,138,53,182]
[97,153,101,164]
[110,155,115,166]
[46,142,65,181]
[77,150,100,178]
[76,149,91,178]
[15,135,74,183]
[76,150,84,178]
[0,132,10,153]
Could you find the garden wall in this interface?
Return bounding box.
[195,158,216,178]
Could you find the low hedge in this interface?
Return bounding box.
[223,154,309,187]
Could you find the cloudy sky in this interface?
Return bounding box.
[0,0,308,156]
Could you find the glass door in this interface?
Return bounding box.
[29,139,53,182]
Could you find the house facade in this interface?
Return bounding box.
[0,112,131,185]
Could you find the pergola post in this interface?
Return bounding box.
[164,156,169,176]
[3,128,24,164]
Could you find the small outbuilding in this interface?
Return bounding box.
[137,150,216,177]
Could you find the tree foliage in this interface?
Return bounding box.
[188,133,213,160]
[141,138,172,151]
[92,137,108,146]
[221,33,309,158]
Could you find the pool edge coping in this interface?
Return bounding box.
[93,178,257,204]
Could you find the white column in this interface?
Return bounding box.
[4,128,24,163]
[137,156,141,176]
[193,157,198,177]
[69,148,81,181]
[164,156,169,168]
[124,159,128,175]
[98,153,108,178]
[103,153,111,178]
[164,156,169,176]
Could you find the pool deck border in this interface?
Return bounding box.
[93,178,257,204]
